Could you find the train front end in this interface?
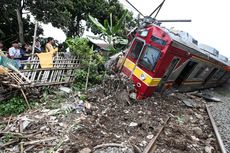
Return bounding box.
[121,25,171,99]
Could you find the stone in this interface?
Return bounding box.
[192,127,203,136]
[140,140,147,147]
[84,101,91,110]
[79,148,91,153]
[146,134,154,140]
[205,146,214,153]
[195,113,203,119]
[191,136,199,142]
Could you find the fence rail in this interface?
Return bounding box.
[0,53,79,101]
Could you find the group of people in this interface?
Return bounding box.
[0,37,58,60]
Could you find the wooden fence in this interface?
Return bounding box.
[0,53,80,103]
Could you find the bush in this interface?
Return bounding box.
[0,97,27,116]
[66,37,106,90]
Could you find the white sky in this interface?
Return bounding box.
[43,0,230,57]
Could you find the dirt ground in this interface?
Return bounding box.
[68,77,220,153]
[0,76,220,153]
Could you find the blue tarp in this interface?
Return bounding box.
[0,56,20,69]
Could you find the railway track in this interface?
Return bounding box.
[142,105,227,153]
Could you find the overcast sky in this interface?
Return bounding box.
[43,0,230,57]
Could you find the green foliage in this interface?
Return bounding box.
[0,3,43,48]
[66,37,91,60]
[0,0,135,44]
[89,10,129,53]
[28,0,73,29]
[176,115,185,125]
[68,0,135,36]
[2,133,13,143]
[79,94,87,101]
[73,69,88,90]
[0,97,27,116]
[66,37,105,90]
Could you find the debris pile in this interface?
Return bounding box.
[0,76,222,152]
[0,91,88,152]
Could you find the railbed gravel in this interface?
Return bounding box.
[207,84,230,153]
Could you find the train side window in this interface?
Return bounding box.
[212,69,219,80]
[138,45,160,71]
[129,39,144,59]
[194,67,205,78]
[213,69,225,80]
[151,36,166,46]
[194,66,210,79]
[217,70,225,80]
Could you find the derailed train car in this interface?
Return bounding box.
[120,24,230,99]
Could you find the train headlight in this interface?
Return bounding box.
[139,30,148,37]
[140,73,146,81]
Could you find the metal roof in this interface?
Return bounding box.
[162,27,230,66]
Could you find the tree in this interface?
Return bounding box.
[67,0,135,36]
[0,0,135,45]
[0,0,25,44]
[27,0,73,30]
[0,0,43,46]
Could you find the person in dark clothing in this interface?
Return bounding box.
[20,43,32,60]
[35,39,42,53]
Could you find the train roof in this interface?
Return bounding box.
[161,26,230,67]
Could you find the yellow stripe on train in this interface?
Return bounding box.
[123,58,161,86]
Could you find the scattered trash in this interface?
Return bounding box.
[0,76,222,152]
[129,122,138,127]
[182,99,195,108]
[59,86,72,94]
[193,92,221,102]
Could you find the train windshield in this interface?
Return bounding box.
[129,39,144,59]
[139,46,160,71]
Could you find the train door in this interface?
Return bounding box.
[157,57,180,92]
[203,68,218,85]
[173,61,198,88]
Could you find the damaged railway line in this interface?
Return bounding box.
[0,77,229,152]
[1,0,230,153]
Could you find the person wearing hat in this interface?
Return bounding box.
[8,41,21,59]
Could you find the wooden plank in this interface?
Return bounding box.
[21,81,74,88]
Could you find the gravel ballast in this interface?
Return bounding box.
[208,84,230,152]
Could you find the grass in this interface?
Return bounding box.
[0,96,36,117]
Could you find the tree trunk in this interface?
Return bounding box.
[16,8,24,44]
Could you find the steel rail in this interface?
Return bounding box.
[206,105,227,153]
[143,116,170,153]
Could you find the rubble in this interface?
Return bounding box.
[0,76,222,152]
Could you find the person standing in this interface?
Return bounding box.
[0,41,5,57]
[20,43,32,60]
[0,41,4,51]
[45,37,58,54]
[35,39,42,53]
[8,41,21,59]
